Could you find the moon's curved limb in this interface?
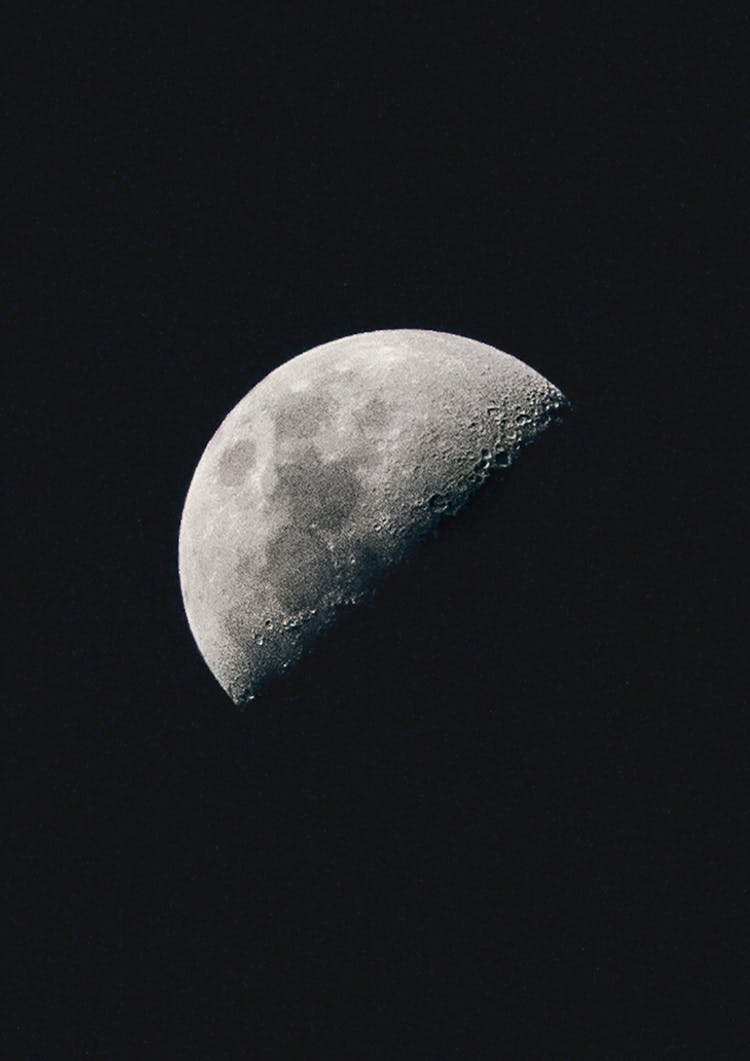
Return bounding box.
[178,330,570,704]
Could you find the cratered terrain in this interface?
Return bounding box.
[178,329,570,704]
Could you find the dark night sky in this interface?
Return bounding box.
[7,5,748,1056]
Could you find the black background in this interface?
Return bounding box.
[7,5,748,1056]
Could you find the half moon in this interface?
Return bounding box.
[178,329,570,705]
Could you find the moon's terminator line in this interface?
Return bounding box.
[179,329,570,704]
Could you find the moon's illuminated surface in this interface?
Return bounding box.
[179,330,570,704]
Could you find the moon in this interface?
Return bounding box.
[179,329,570,705]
